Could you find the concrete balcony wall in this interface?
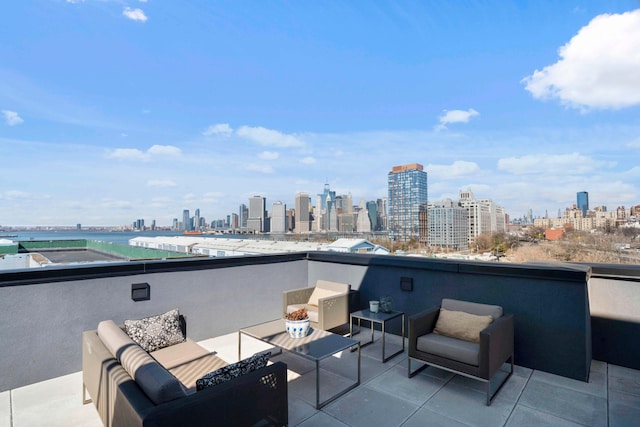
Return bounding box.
[588,263,640,371]
[0,254,308,393]
[308,252,593,382]
[1,251,625,394]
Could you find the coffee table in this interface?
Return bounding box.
[239,319,360,409]
[350,309,405,362]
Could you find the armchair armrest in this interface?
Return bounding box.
[479,313,514,379]
[317,292,349,330]
[283,287,314,313]
[143,361,289,427]
[408,306,440,355]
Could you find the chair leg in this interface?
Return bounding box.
[82,383,92,405]
[486,354,514,406]
[407,357,428,378]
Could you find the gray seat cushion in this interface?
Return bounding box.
[417,332,480,366]
[151,338,228,393]
[442,298,503,319]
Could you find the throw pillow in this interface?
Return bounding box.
[196,351,271,391]
[307,287,339,306]
[124,308,185,352]
[433,308,493,343]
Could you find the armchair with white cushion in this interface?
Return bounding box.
[283,280,351,331]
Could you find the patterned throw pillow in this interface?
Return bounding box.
[196,351,271,391]
[124,308,185,352]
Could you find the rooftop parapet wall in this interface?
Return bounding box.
[307,252,593,382]
[0,252,619,392]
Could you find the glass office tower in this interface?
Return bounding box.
[577,191,589,217]
[387,163,428,242]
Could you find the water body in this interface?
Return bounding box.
[0,231,244,246]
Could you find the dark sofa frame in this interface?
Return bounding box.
[82,325,288,426]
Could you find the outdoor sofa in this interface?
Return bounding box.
[82,309,288,426]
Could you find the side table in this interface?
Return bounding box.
[350,309,405,362]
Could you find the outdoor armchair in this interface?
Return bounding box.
[408,298,514,405]
[283,279,350,331]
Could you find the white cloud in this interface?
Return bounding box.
[147,179,177,188]
[497,152,615,175]
[627,138,640,149]
[107,148,148,161]
[523,9,640,110]
[245,163,275,173]
[436,109,479,130]
[0,190,30,200]
[147,144,182,156]
[237,126,305,147]
[203,123,233,136]
[123,7,147,22]
[301,156,316,164]
[2,110,24,126]
[107,145,181,161]
[259,151,279,160]
[66,0,84,3]
[427,161,480,178]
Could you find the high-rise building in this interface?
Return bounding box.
[271,202,286,234]
[239,204,248,229]
[459,189,506,247]
[248,196,266,233]
[387,163,428,242]
[356,199,371,232]
[367,201,379,231]
[194,209,201,231]
[295,192,310,233]
[428,199,468,250]
[182,209,190,232]
[577,191,589,217]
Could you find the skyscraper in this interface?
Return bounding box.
[387,163,428,242]
[248,196,266,233]
[295,192,310,233]
[239,204,248,229]
[181,209,190,232]
[271,201,286,234]
[577,191,589,217]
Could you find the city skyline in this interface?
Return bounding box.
[2,2,640,226]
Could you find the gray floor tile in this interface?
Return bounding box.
[609,365,640,397]
[288,396,320,426]
[287,367,359,409]
[447,367,523,404]
[609,390,640,427]
[401,407,472,427]
[297,411,350,427]
[591,360,607,375]
[323,385,419,427]
[506,405,585,427]
[423,381,516,427]
[367,364,448,406]
[519,377,607,426]
[321,347,393,384]
[530,368,607,398]
[0,391,10,427]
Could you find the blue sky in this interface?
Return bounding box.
[1,1,640,227]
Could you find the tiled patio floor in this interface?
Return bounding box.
[3,331,640,426]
